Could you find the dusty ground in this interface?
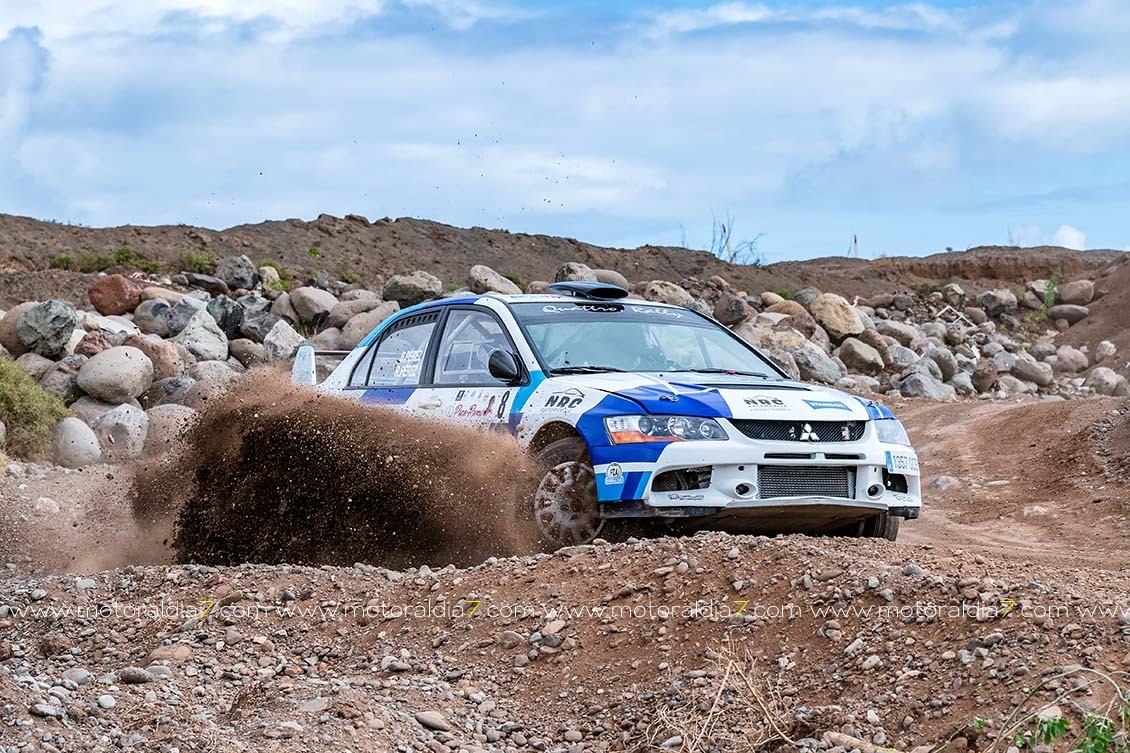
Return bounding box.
[2,398,1128,751]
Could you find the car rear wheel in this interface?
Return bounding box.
[532,437,604,549]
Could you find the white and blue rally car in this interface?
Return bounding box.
[293,282,921,547]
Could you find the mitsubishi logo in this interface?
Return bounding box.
[799,423,819,442]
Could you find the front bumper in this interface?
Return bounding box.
[593,425,921,526]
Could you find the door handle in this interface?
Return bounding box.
[418,399,442,410]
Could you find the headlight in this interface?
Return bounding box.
[604,415,729,444]
[874,418,911,446]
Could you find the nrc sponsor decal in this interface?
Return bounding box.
[803,399,850,411]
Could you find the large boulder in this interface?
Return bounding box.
[789,347,844,385]
[553,262,597,283]
[837,337,884,374]
[874,319,919,346]
[70,396,124,425]
[792,287,822,309]
[142,376,196,408]
[263,320,304,362]
[1053,345,1088,374]
[971,361,998,393]
[52,417,102,468]
[809,293,864,342]
[39,355,87,404]
[166,296,207,336]
[215,255,259,291]
[924,347,959,381]
[206,295,245,340]
[239,310,281,343]
[640,281,694,307]
[16,353,55,381]
[87,274,142,315]
[133,299,172,337]
[977,289,1018,318]
[899,373,956,400]
[229,339,269,368]
[173,310,229,362]
[713,292,752,325]
[469,265,521,295]
[0,302,37,356]
[290,287,340,324]
[856,329,892,367]
[942,283,966,309]
[383,271,442,307]
[1084,367,1129,396]
[1057,279,1094,306]
[16,300,78,358]
[328,298,382,329]
[270,292,299,322]
[592,269,630,289]
[122,334,183,381]
[90,404,149,462]
[1046,304,1089,325]
[74,330,112,358]
[1011,354,1053,387]
[76,346,154,403]
[144,404,197,456]
[340,302,400,350]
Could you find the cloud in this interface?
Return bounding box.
[2,1,1130,255]
[1010,224,1088,249]
[1052,224,1086,250]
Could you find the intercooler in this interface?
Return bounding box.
[757,465,856,499]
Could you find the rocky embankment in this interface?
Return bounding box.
[0,252,1125,471]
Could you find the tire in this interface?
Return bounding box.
[862,513,900,541]
[531,437,604,549]
[832,513,900,541]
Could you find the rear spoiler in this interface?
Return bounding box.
[292,341,351,386]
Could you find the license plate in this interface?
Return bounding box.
[885,451,920,476]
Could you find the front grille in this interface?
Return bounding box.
[757,465,856,499]
[732,420,865,443]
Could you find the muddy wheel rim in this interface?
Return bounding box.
[533,460,603,546]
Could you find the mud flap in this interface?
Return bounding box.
[292,342,317,386]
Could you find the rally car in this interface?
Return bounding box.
[293,282,921,547]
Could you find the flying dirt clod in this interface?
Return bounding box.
[132,371,540,569]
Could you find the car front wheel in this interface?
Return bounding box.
[531,437,604,549]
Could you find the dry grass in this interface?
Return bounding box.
[0,357,69,459]
[639,642,799,752]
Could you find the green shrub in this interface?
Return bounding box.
[775,288,797,300]
[504,272,526,290]
[918,282,945,296]
[50,254,76,271]
[62,246,162,275]
[0,357,70,460]
[182,250,213,274]
[341,270,361,284]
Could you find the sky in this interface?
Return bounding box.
[2,0,1130,261]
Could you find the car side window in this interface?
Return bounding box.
[433,309,512,385]
[348,316,437,388]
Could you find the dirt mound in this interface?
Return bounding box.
[4,533,1129,751]
[132,372,540,569]
[1065,253,1130,368]
[0,212,1123,308]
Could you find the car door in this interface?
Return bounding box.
[421,306,523,432]
[343,310,441,414]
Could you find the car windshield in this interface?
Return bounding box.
[512,301,780,376]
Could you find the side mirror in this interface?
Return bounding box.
[488,350,522,384]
